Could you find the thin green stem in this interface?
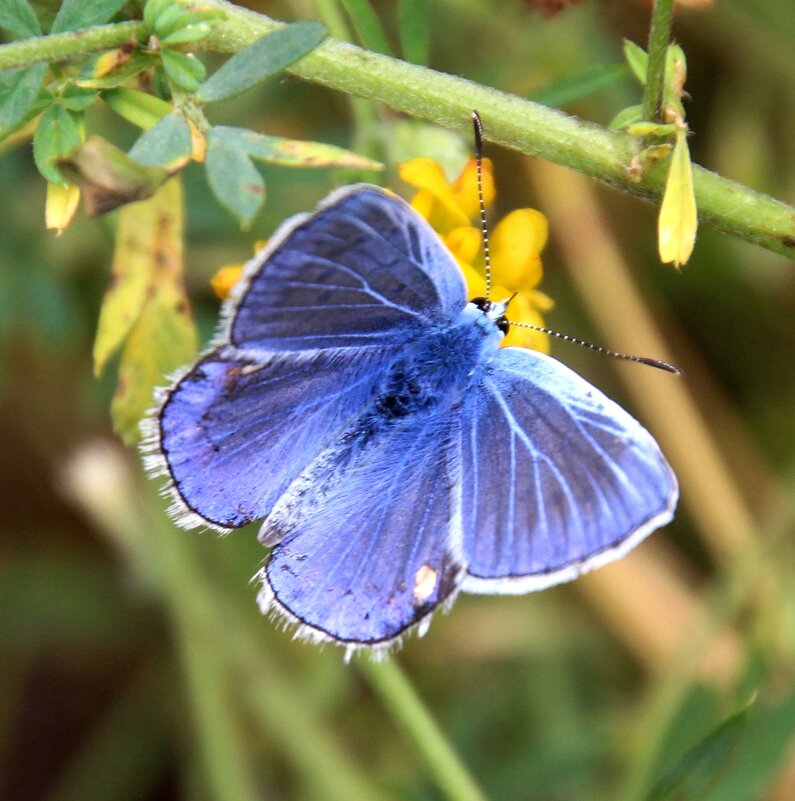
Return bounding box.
[358,657,490,801]
[0,21,146,71]
[642,0,675,121]
[1,3,794,259]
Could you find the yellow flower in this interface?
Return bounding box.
[210,241,267,300]
[399,157,553,351]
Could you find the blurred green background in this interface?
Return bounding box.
[2,1,795,800]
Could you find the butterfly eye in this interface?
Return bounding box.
[497,316,510,335]
[470,296,490,312]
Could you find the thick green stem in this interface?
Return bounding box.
[358,657,490,801]
[197,2,795,260]
[1,4,794,260]
[0,21,145,71]
[643,0,675,121]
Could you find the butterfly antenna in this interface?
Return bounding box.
[472,110,492,302]
[509,320,683,374]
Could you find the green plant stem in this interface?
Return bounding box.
[1,5,795,259]
[0,21,145,71]
[642,0,675,121]
[311,0,385,163]
[358,657,490,801]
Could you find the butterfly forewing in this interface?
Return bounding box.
[229,185,467,352]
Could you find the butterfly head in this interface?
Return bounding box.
[468,295,512,336]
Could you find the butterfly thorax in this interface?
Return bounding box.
[374,302,502,420]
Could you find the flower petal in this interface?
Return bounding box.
[503,292,550,353]
[491,208,549,290]
[452,156,495,221]
[445,225,483,268]
[210,264,244,299]
[399,158,472,233]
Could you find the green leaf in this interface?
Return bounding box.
[398,0,429,65]
[646,704,751,801]
[0,0,41,38]
[196,21,326,103]
[57,136,170,216]
[209,126,382,170]
[703,690,795,801]
[151,5,196,39]
[51,0,127,33]
[32,104,83,183]
[627,121,677,137]
[339,0,392,55]
[160,22,212,46]
[108,178,197,443]
[0,63,47,137]
[160,49,205,92]
[101,87,171,130]
[608,103,644,130]
[205,138,264,227]
[129,112,192,169]
[143,0,172,31]
[663,43,688,121]
[61,84,98,112]
[530,63,630,108]
[624,39,648,85]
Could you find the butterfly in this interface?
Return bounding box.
[143,183,678,654]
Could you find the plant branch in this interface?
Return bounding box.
[1,4,795,260]
[358,657,490,801]
[643,0,675,121]
[197,2,795,261]
[0,21,145,71]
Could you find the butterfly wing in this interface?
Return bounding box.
[149,186,468,531]
[257,409,464,647]
[459,347,677,592]
[149,347,399,530]
[227,185,467,352]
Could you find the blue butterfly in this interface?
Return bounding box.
[144,184,678,653]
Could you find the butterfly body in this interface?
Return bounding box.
[373,305,501,421]
[144,184,678,652]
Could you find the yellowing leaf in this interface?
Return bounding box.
[106,179,197,443]
[658,131,697,268]
[93,188,161,375]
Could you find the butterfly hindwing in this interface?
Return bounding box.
[228,185,467,352]
[459,347,678,592]
[257,409,464,646]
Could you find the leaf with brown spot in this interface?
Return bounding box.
[96,179,197,442]
[211,125,382,171]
